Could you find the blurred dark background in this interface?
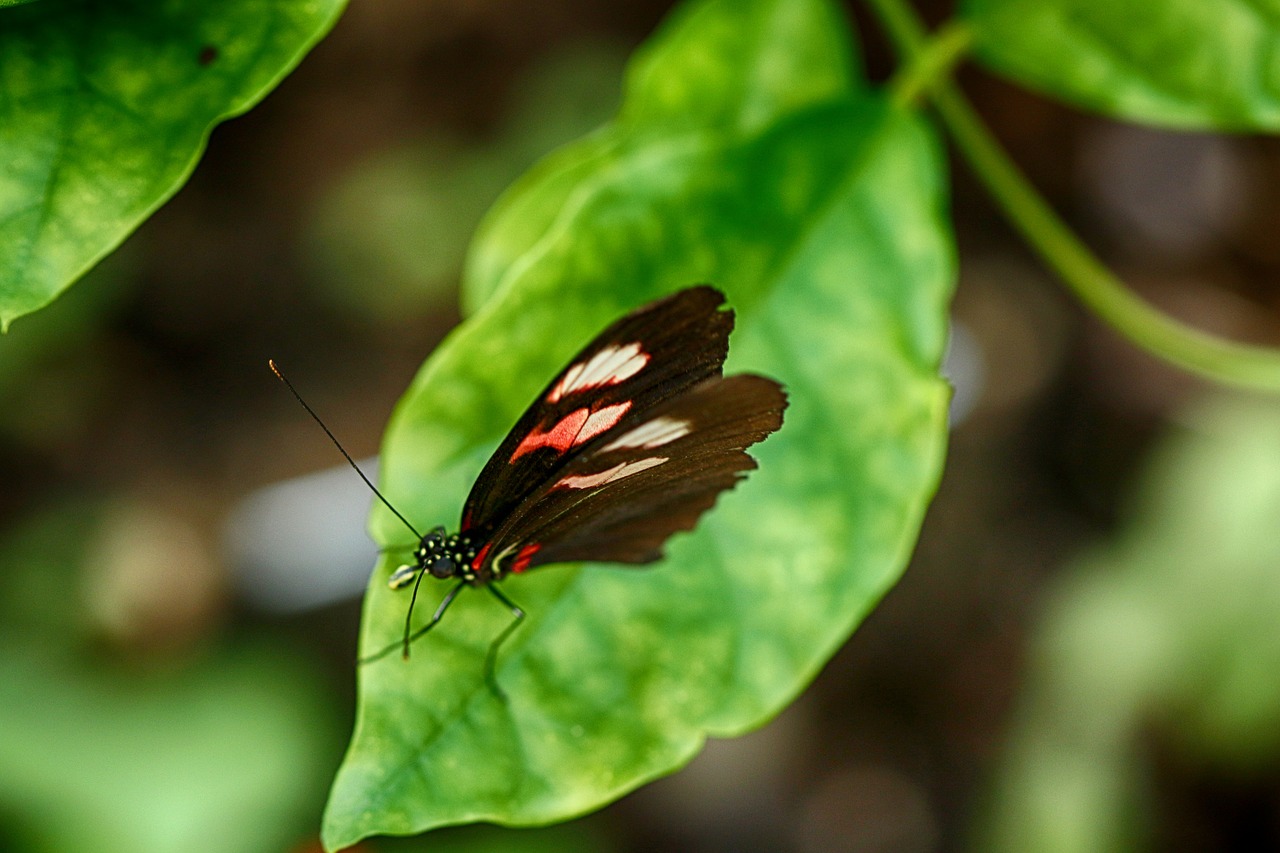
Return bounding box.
[4,1,1280,851]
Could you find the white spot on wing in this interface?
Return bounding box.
[553,363,586,402]
[578,402,632,444]
[547,343,648,403]
[555,456,668,490]
[601,417,691,452]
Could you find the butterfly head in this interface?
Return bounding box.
[386,526,446,587]
[388,526,483,588]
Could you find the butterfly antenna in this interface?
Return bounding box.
[269,359,423,540]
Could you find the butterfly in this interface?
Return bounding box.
[272,286,786,693]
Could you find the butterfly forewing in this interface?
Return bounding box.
[341,285,787,677]
[478,373,787,574]
[460,286,735,536]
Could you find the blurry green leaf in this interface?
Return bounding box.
[462,0,864,313]
[0,249,135,449]
[979,395,1280,852]
[307,43,629,326]
[962,0,1280,130]
[323,0,953,847]
[0,0,346,329]
[0,642,338,853]
[0,498,343,853]
[0,501,103,643]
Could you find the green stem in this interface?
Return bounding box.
[865,0,1280,392]
[888,21,973,110]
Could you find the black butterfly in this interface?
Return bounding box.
[273,286,786,691]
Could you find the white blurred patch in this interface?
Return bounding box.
[942,318,984,428]
[224,460,381,613]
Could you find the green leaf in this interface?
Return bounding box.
[323,0,955,848]
[0,499,343,853]
[962,0,1280,130]
[0,0,346,329]
[462,0,863,314]
[307,44,630,325]
[0,642,338,853]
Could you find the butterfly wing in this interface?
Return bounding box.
[460,286,734,536]
[476,373,787,575]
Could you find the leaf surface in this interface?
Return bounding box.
[324,0,955,847]
[0,0,345,327]
[963,0,1280,130]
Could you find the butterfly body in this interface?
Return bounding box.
[382,286,785,608]
[276,287,787,682]
[387,521,549,585]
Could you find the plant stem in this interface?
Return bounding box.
[865,0,1280,391]
[888,21,973,110]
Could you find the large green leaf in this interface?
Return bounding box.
[461,0,862,314]
[323,0,954,848]
[0,0,346,329]
[962,0,1280,130]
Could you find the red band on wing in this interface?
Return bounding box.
[509,402,632,462]
[510,408,588,461]
[511,542,541,573]
[471,542,492,572]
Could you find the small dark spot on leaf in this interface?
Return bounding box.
[198,45,219,66]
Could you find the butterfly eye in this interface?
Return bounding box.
[428,556,456,579]
[423,525,447,551]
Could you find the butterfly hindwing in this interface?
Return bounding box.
[477,373,787,575]
[350,285,786,673]
[460,286,734,536]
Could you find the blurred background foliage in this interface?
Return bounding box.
[979,395,1280,852]
[3,0,1280,851]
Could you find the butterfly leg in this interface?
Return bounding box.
[483,584,527,699]
[358,580,466,665]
